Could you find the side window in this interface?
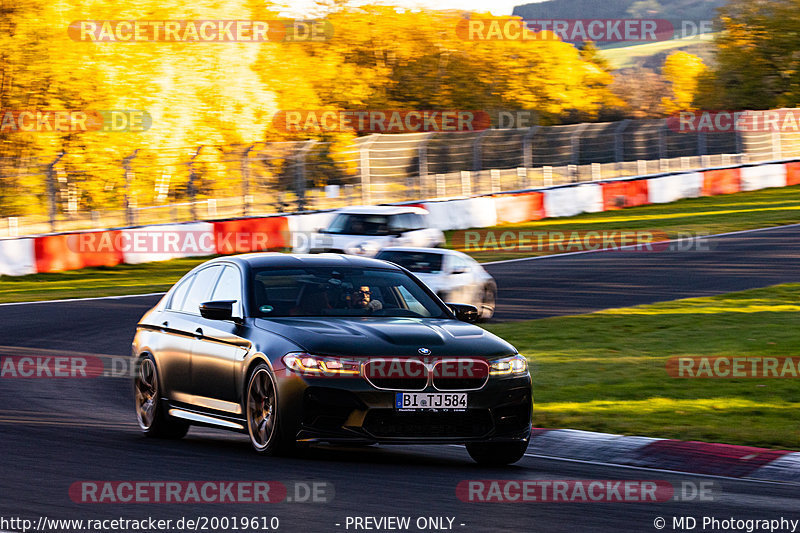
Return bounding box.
[211,266,244,317]
[388,215,406,232]
[409,213,426,230]
[168,274,195,310]
[180,265,222,314]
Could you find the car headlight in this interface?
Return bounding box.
[282,353,361,376]
[489,354,528,376]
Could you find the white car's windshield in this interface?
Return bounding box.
[324,214,392,236]
[375,251,444,274]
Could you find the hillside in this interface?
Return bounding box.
[513,0,725,25]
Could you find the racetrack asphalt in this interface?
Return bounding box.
[1,224,799,531]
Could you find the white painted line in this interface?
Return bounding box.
[481,221,800,266]
[0,292,165,307]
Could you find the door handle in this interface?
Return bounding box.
[161,321,168,329]
[194,328,204,338]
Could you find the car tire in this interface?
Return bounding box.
[478,285,496,322]
[466,440,529,465]
[133,354,189,439]
[245,363,296,455]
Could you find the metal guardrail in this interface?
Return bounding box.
[2,109,800,238]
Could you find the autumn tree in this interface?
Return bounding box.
[661,51,707,113]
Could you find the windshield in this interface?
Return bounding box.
[250,266,448,318]
[375,251,444,274]
[324,214,392,236]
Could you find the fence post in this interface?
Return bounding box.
[188,145,204,221]
[591,163,601,181]
[522,126,539,169]
[614,119,630,175]
[570,123,589,182]
[460,170,472,196]
[418,132,435,199]
[472,130,491,172]
[490,169,501,193]
[359,135,379,204]
[771,129,782,160]
[241,144,255,217]
[436,174,445,197]
[122,150,139,226]
[46,151,65,232]
[295,140,317,211]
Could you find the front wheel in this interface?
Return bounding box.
[133,354,189,439]
[466,440,529,465]
[246,364,295,455]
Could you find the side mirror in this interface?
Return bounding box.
[199,300,236,321]
[447,303,479,323]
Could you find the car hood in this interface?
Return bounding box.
[253,317,515,358]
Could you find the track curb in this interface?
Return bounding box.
[530,429,800,483]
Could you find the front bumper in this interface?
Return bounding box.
[281,374,532,445]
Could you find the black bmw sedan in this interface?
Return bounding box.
[132,253,532,464]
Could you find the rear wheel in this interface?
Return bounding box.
[478,285,496,322]
[466,440,529,465]
[133,354,189,439]
[246,364,295,455]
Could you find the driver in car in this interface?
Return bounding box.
[350,286,383,311]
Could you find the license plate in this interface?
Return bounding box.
[395,392,467,411]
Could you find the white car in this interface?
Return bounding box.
[374,247,497,321]
[308,206,444,257]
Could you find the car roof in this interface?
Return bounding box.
[334,205,428,215]
[208,252,403,271]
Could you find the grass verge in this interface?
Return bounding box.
[451,184,800,262]
[484,283,800,450]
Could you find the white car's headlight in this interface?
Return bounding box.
[489,354,528,376]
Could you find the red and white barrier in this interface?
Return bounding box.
[543,183,603,218]
[740,164,787,191]
[288,212,336,252]
[702,168,741,196]
[121,223,215,264]
[2,159,800,276]
[601,179,649,210]
[34,231,125,273]
[647,172,703,204]
[0,238,36,276]
[493,192,545,224]
[423,197,498,230]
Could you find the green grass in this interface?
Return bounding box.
[0,257,212,303]
[484,283,800,450]
[450,184,800,263]
[2,185,800,303]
